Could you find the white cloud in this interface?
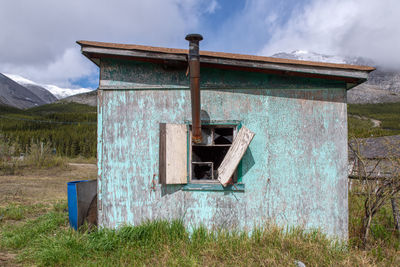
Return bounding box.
[2,0,398,83]
[259,0,400,68]
[2,48,95,87]
[206,0,220,14]
[0,0,217,87]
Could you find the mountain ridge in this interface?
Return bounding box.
[271,50,400,103]
[0,73,48,109]
[0,73,94,109]
[58,90,97,107]
[4,74,93,99]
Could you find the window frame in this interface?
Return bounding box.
[182,120,245,192]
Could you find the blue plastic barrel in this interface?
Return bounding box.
[67,180,88,230]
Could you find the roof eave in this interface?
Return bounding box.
[79,43,372,85]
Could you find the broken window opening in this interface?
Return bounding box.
[159,123,254,187]
[190,125,237,182]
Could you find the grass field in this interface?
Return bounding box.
[348,103,400,138]
[0,163,399,266]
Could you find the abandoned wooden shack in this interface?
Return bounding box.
[78,35,374,239]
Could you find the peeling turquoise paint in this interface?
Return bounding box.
[97,58,348,239]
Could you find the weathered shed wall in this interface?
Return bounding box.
[97,58,348,239]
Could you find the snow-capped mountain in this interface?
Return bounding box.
[42,84,93,99]
[272,50,375,66]
[272,50,348,64]
[271,50,400,103]
[0,73,48,109]
[4,74,93,99]
[3,74,57,104]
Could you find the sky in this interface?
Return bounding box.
[0,0,399,90]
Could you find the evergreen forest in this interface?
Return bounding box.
[0,103,97,158]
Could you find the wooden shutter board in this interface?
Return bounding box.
[159,123,188,184]
[217,126,255,186]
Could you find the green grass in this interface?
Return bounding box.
[1,201,399,266]
[0,203,67,250]
[348,103,400,138]
[348,103,400,128]
[348,116,399,138]
[0,207,346,266]
[0,203,47,222]
[348,190,400,265]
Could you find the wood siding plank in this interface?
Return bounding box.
[218,126,255,186]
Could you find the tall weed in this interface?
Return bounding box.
[25,142,67,169]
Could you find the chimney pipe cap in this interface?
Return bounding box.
[185,34,203,42]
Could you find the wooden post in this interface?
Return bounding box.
[391,197,400,234]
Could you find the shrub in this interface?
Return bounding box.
[25,142,68,169]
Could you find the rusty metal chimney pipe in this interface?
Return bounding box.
[185,33,203,144]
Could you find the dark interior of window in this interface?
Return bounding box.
[214,127,233,144]
[191,125,236,181]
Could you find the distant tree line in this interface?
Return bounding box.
[0,111,97,158]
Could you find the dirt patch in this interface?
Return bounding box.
[68,163,97,168]
[350,114,382,128]
[369,118,381,128]
[0,164,97,207]
[0,251,18,267]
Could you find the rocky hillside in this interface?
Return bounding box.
[21,83,57,103]
[1,73,95,109]
[272,51,400,104]
[347,83,400,104]
[0,73,49,109]
[367,68,400,94]
[58,90,97,107]
[4,74,92,99]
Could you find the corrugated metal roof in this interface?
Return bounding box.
[77,40,375,72]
